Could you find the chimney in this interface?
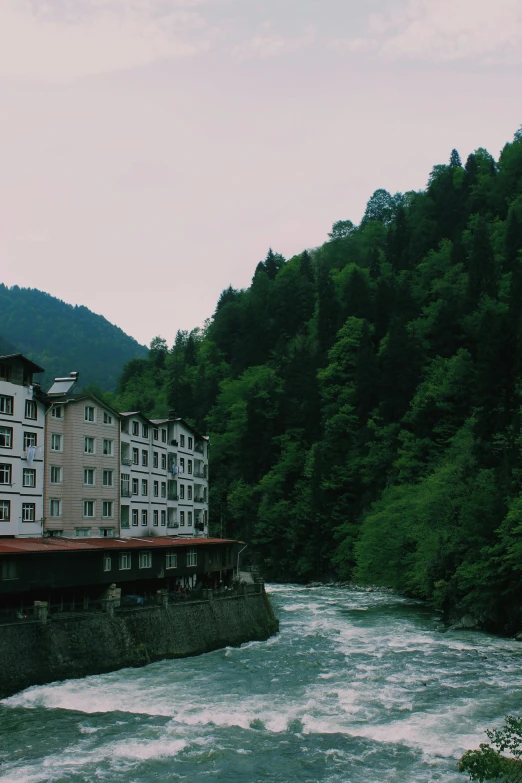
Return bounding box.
[168,409,176,420]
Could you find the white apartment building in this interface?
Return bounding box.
[0,354,47,537]
[121,412,209,538]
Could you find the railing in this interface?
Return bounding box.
[193,469,205,479]
[194,496,205,503]
[121,457,132,466]
[195,443,205,454]
[168,493,178,501]
[120,488,131,498]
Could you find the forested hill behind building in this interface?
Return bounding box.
[0,285,147,390]
[112,127,522,631]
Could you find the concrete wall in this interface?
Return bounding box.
[0,587,279,699]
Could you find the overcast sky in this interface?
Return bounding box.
[1,0,521,347]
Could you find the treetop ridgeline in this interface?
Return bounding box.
[111,127,522,629]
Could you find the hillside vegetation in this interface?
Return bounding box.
[112,128,522,630]
[0,285,147,390]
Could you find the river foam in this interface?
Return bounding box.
[2,584,521,783]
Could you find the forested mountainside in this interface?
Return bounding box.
[0,285,147,390]
[112,127,522,630]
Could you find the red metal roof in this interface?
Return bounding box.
[0,537,239,555]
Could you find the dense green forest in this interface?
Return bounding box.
[0,285,147,389]
[110,127,522,630]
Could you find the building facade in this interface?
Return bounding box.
[0,355,47,537]
[121,412,209,538]
[44,375,121,538]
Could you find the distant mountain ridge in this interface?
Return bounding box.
[0,284,147,390]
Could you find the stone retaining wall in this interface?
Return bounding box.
[0,587,279,699]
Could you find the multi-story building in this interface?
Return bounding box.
[120,411,209,538]
[0,354,47,537]
[44,373,121,538]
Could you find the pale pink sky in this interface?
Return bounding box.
[1,0,521,346]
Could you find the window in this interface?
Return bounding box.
[75,528,90,537]
[83,500,95,518]
[51,405,63,419]
[119,552,131,569]
[166,551,177,569]
[103,412,112,424]
[161,454,167,470]
[141,509,148,526]
[188,485,192,501]
[179,458,185,472]
[84,406,95,422]
[103,439,113,456]
[1,560,17,580]
[23,432,37,449]
[0,464,11,485]
[188,511,193,526]
[102,470,113,487]
[142,424,149,438]
[161,510,166,526]
[0,500,11,521]
[153,451,159,468]
[51,433,62,451]
[188,460,193,475]
[188,437,193,449]
[132,421,139,436]
[141,479,148,496]
[121,473,130,495]
[153,481,159,497]
[153,509,159,526]
[102,501,113,518]
[0,426,13,448]
[100,528,114,537]
[179,484,185,500]
[50,466,62,484]
[161,429,167,443]
[22,503,35,522]
[84,437,95,454]
[121,506,130,528]
[84,468,95,486]
[132,448,139,465]
[0,395,13,415]
[132,509,139,526]
[186,548,197,567]
[141,450,148,467]
[132,478,139,495]
[161,481,166,498]
[103,555,112,571]
[179,510,185,526]
[25,400,37,420]
[0,364,11,381]
[180,434,185,447]
[23,468,35,487]
[153,428,158,440]
[49,499,61,517]
[139,551,152,568]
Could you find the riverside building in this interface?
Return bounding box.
[120,411,209,538]
[0,354,47,537]
[44,373,121,538]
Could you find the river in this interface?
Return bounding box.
[1,584,521,782]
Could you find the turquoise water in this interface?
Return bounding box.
[1,584,521,782]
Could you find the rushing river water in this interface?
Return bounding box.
[1,584,522,782]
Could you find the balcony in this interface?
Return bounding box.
[168,492,178,501]
[120,488,131,498]
[195,442,205,454]
[121,456,132,466]
[193,469,205,479]
[194,496,205,503]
